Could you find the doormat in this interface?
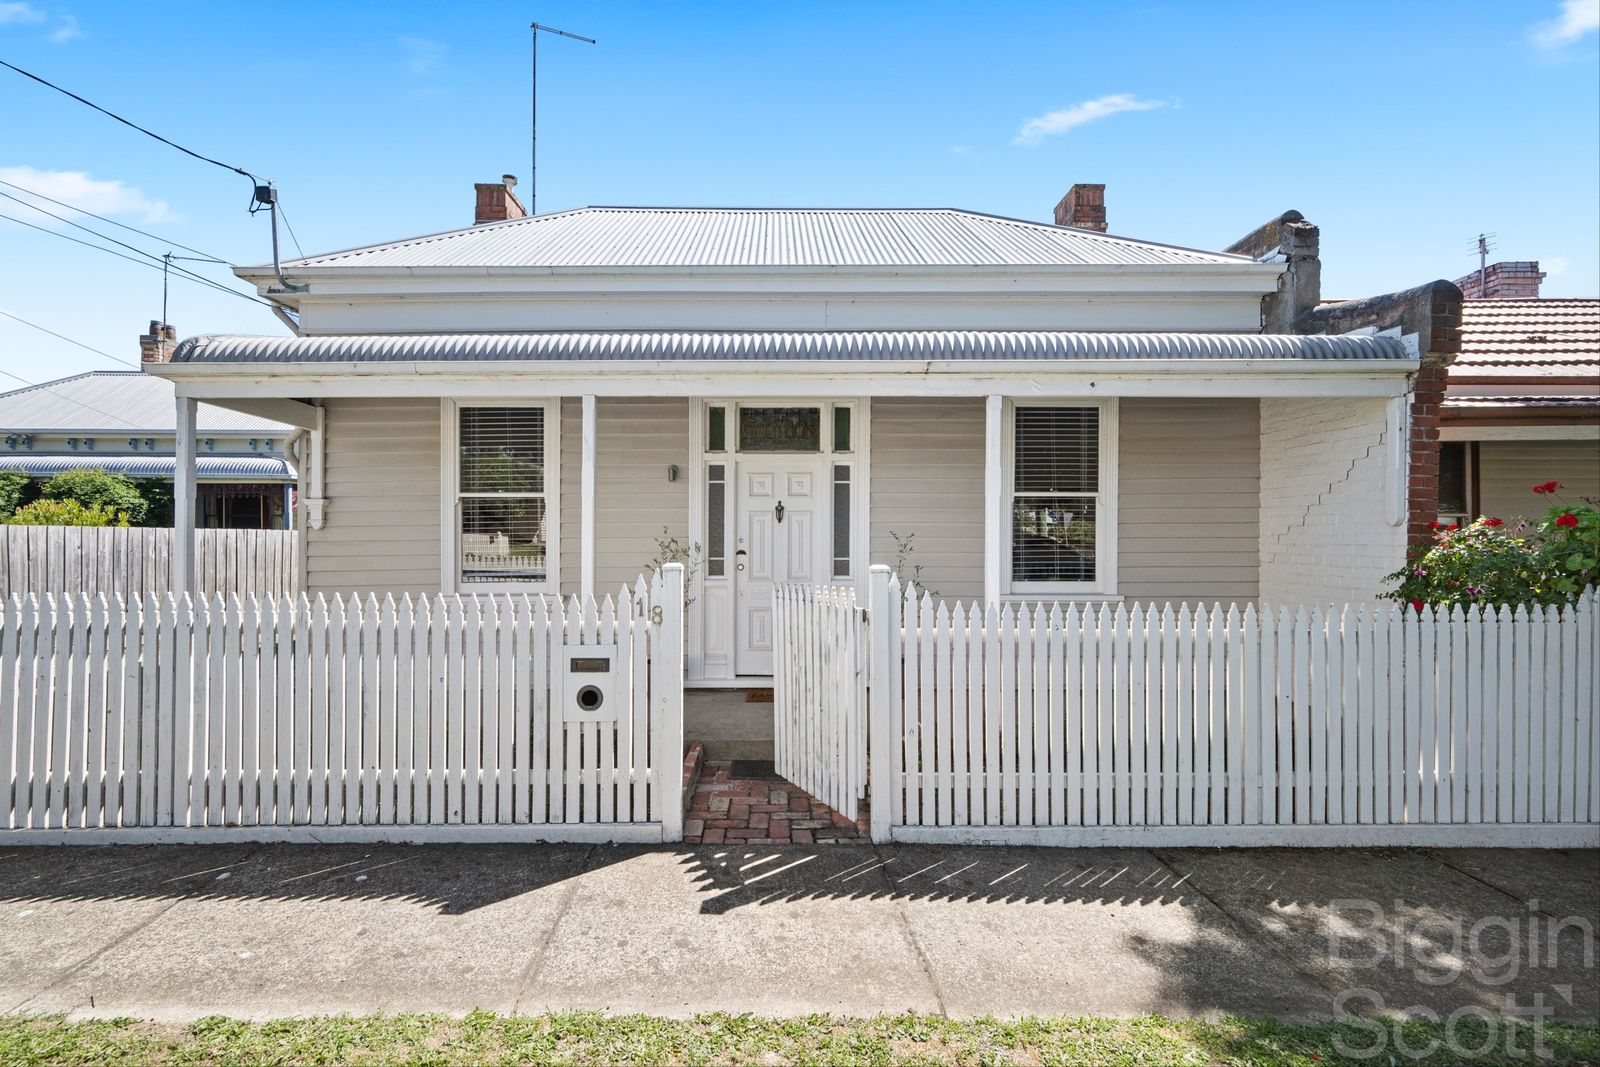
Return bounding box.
[744,689,774,703]
[729,759,784,780]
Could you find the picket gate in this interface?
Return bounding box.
[854,567,1599,847]
[772,583,867,818]
[0,566,684,844]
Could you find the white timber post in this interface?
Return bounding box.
[983,394,1004,608]
[581,394,597,601]
[867,563,893,842]
[654,561,685,840]
[173,394,197,595]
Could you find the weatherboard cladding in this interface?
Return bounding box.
[273,207,1251,271]
[171,330,1410,365]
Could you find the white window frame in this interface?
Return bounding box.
[439,398,561,594]
[1003,397,1118,597]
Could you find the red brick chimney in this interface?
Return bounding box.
[1053,183,1107,231]
[139,320,177,363]
[474,174,527,225]
[1452,261,1544,300]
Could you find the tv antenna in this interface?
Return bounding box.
[1472,232,1497,293]
[530,20,596,217]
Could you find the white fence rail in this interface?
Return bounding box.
[866,567,1599,847]
[0,526,297,599]
[0,567,684,844]
[773,583,867,818]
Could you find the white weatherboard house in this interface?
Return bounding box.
[146,185,1417,687]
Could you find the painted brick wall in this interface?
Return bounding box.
[1259,397,1406,604]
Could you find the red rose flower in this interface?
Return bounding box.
[1430,520,1442,529]
[1483,517,1504,527]
[1411,598,1425,612]
[1446,524,1458,531]
[1534,481,1562,494]
[1556,513,1579,528]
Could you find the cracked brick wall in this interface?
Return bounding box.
[1259,397,1405,603]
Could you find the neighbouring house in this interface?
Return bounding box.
[0,350,297,529]
[1301,260,1598,532]
[145,181,1424,685]
[1437,265,1598,524]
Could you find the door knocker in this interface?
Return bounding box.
[775,501,785,524]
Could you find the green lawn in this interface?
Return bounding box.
[3,1011,1597,1066]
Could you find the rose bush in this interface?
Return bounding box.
[1384,482,1598,609]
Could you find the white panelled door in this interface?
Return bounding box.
[735,462,827,675]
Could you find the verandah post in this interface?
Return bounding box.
[868,564,893,842]
[652,562,684,841]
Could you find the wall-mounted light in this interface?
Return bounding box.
[667,464,679,482]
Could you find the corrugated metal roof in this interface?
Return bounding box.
[1453,299,1599,370]
[171,330,1411,365]
[0,371,292,433]
[270,207,1251,270]
[0,455,295,481]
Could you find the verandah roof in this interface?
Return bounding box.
[171,330,1411,366]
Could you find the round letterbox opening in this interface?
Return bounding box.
[576,684,604,712]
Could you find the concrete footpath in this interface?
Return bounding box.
[1,843,1595,1023]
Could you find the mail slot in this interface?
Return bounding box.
[562,643,619,721]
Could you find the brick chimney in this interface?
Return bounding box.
[139,320,177,363]
[1225,210,1322,332]
[1452,261,1544,300]
[1053,183,1106,231]
[474,174,527,225]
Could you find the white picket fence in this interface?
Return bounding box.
[865,567,1599,847]
[772,583,868,818]
[0,526,297,599]
[0,566,684,844]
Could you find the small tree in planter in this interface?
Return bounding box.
[1385,482,1598,610]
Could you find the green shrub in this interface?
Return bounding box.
[0,471,32,518]
[37,468,149,525]
[6,498,130,527]
[1385,481,1598,609]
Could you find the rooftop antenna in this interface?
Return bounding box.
[530,20,596,217]
[1473,232,1497,294]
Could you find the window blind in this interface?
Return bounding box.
[459,407,547,583]
[1012,406,1098,585]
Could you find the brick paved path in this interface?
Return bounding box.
[682,760,867,844]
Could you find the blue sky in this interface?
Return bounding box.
[2,0,1597,384]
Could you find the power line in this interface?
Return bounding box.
[277,203,306,260]
[0,210,273,307]
[0,308,137,368]
[0,189,229,282]
[0,58,260,183]
[0,176,226,262]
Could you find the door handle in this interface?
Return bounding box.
[775,501,785,524]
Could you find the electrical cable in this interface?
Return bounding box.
[0,308,137,368]
[0,176,226,262]
[0,210,273,307]
[0,58,260,183]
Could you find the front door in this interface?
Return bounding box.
[735,462,827,675]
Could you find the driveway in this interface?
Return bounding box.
[1,843,1594,1023]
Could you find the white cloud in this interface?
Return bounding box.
[0,1,45,23]
[1530,0,1599,49]
[1544,256,1571,276]
[1013,93,1167,147]
[0,166,175,224]
[398,34,446,76]
[47,12,78,41]
[948,144,974,157]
